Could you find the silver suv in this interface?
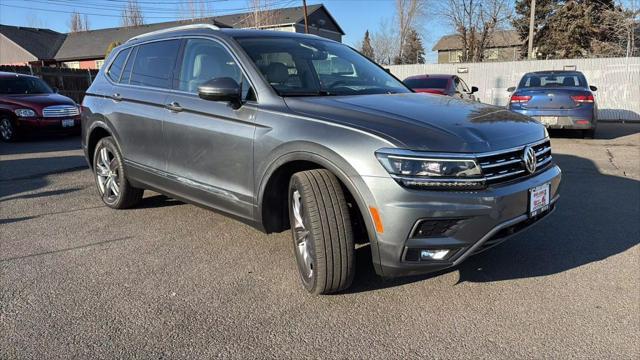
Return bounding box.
[82,25,561,294]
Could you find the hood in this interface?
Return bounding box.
[1,93,76,111]
[284,93,546,153]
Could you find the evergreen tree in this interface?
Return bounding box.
[394,28,424,64]
[512,0,560,58]
[361,30,375,60]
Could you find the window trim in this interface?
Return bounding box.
[106,47,131,82]
[102,35,259,103]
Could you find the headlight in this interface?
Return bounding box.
[14,109,37,117]
[376,149,485,190]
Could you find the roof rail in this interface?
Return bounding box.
[127,23,220,43]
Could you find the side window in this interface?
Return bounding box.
[177,39,248,97]
[106,48,131,82]
[130,40,181,89]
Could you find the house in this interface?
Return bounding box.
[432,30,523,64]
[0,4,344,69]
[0,25,66,66]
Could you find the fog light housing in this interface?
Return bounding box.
[420,249,450,260]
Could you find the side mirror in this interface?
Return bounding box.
[589,85,597,91]
[470,86,478,94]
[198,77,242,106]
[507,86,516,92]
[52,87,59,93]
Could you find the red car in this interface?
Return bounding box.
[403,74,479,101]
[0,72,80,142]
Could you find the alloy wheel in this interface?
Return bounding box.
[0,118,13,141]
[292,189,313,279]
[95,147,121,203]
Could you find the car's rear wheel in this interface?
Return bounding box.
[93,137,143,209]
[0,116,17,142]
[288,169,355,295]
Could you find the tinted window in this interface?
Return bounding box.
[0,76,52,94]
[519,72,587,88]
[106,48,130,82]
[177,39,244,94]
[237,37,409,96]
[403,77,449,89]
[130,40,181,89]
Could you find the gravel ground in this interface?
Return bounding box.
[1,123,639,359]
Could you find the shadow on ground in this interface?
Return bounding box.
[0,135,81,156]
[548,122,640,140]
[343,153,639,294]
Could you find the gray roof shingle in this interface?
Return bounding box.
[54,3,343,61]
[0,24,66,60]
[55,18,230,61]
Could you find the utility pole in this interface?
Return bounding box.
[527,0,536,59]
[302,0,309,34]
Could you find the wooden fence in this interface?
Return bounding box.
[0,65,98,103]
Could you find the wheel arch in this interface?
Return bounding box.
[86,124,115,168]
[257,143,378,247]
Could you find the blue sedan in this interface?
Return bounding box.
[507,71,598,138]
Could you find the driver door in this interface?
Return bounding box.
[163,38,257,218]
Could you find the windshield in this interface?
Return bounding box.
[236,37,410,96]
[404,77,449,89]
[518,72,588,88]
[0,76,53,95]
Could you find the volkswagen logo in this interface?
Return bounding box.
[523,146,537,174]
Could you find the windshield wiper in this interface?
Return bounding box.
[281,90,336,97]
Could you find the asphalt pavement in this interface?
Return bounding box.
[1,124,639,359]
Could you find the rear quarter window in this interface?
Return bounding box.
[106,48,131,82]
[129,40,181,89]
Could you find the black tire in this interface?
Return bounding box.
[0,115,18,142]
[288,169,355,295]
[93,136,143,209]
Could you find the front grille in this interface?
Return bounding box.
[477,139,552,185]
[42,105,79,118]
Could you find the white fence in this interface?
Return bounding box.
[387,57,640,121]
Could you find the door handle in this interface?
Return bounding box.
[111,93,122,102]
[165,102,183,112]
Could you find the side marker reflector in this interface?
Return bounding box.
[369,207,384,233]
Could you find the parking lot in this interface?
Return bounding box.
[1,123,638,358]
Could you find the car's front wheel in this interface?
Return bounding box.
[288,169,355,295]
[0,116,17,142]
[93,136,143,209]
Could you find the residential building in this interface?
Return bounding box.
[0,4,344,69]
[432,30,523,64]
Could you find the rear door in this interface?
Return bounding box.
[163,37,257,218]
[110,39,181,171]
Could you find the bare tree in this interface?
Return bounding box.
[439,0,513,62]
[245,0,282,28]
[68,11,90,32]
[26,14,47,28]
[395,0,427,63]
[372,18,399,65]
[121,0,145,27]
[179,0,212,20]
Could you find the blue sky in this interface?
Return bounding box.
[0,0,448,61]
[1,0,636,63]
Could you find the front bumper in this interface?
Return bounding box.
[363,165,561,277]
[15,116,81,134]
